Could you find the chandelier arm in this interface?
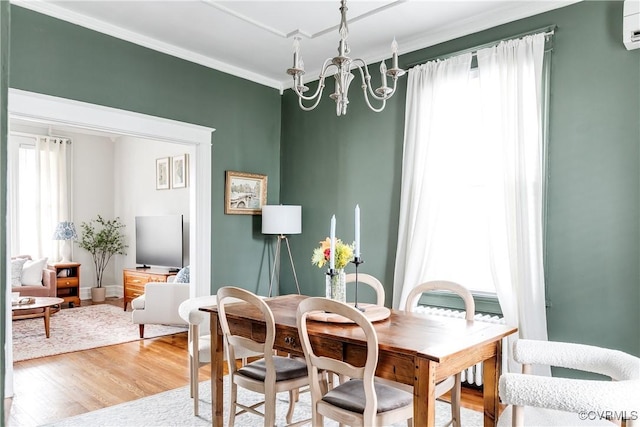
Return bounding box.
[351,62,389,112]
[293,78,325,101]
[361,86,387,113]
[292,59,335,101]
[297,84,327,111]
[353,59,398,101]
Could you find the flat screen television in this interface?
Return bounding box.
[135,214,184,271]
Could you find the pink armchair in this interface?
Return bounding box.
[11,255,57,318]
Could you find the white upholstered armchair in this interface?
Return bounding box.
[499,339,640,427]
[131,282,190,338]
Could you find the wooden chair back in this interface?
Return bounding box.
[297,297,380,422]
[345,273,385,306]
[217,286,275,376]
[405,280,475,320]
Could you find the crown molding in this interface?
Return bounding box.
[11,0,285,92]
[280,0,580,89]
[13,0,580,93]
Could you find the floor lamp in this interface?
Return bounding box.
[262,205,302,297]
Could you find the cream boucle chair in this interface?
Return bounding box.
[499,339,640,427]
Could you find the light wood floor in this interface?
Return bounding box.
[6,298,485,426]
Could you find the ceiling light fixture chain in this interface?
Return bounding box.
[286,0,405,116]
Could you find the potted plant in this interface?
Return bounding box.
[78,215,128,302]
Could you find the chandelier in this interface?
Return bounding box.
[286,0,405,116]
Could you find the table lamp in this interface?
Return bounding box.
[52,221,78,263]
[262,205,302,296]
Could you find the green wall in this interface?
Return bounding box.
[9,5,282,294]
[3,0,639,366]
[281,1,640,357]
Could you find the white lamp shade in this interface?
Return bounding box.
[262,205,302,235]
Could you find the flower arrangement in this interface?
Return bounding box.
[311,237,354,270]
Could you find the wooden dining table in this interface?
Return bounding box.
[202,294,517,427]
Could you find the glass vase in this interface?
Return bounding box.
[325,269,346,303]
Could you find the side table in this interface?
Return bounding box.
[48,262,81,307]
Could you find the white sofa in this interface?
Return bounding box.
[131,281,190,338]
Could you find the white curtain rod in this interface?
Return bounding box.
[406,25,556,69]
[10,131,72,143]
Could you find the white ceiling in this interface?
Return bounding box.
[13,0,580,91]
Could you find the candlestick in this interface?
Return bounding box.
[351,256,365,311]
[330,215,336,270]
[355,204,360,258]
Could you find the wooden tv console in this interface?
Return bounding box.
[122,267,175,311]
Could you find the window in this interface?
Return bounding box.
[16,143,39,256]
[9,133,72,258]
[395,32,551,322]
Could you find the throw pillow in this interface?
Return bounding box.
[10,258,28,287]
[21,257,48,286]
[175,265,190,283]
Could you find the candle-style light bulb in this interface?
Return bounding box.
[380,61,388,88]
[391,37,399,69]
[293,37,301,68]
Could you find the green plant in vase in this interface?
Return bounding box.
[78,215,128,302]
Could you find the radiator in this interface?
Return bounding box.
[414,305,506,387]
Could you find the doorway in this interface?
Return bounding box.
[5,88,214,397]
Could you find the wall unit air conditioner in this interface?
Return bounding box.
[624,0,640,50]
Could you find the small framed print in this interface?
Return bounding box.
[156,157,170,190]
[224,170,268,215]
[172,154,188,188]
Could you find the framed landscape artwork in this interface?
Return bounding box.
[172,154,188,188]
[156,157,170,190]
[225,170,268,215]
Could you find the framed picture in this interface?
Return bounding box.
[172,154,188,188]
[225,170,268,215]
[156,157,170,190]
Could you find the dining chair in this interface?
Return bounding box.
[217,286,310,427]
[499,339,640,427]
[403,280,476,427]
[345,273,385,306]
[178,294,262,416]
[297,297,414,427]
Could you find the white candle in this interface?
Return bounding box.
[391,38,399,69]
[293,37,300,68]
[380,62,388,88]
[355,205,360,258]
[330,215,336,270]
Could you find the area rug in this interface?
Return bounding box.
[44,376,484,426]
[12,304,187,362]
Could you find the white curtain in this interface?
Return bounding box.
[392,53,473,308]
[476,34,550,374]
[33,137,70,259]
[393,33,549,375]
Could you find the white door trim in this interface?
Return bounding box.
[5,90,214,396]
[8,89,213,299]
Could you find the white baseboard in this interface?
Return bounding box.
[79,285,124,301]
